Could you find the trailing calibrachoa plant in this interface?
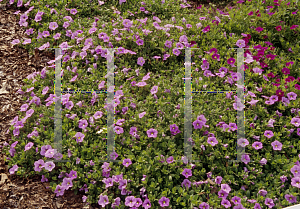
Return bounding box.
[1,0,300,208]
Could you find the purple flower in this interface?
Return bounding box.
[62,177,73,190]
[271,140,282,150]
[137,57,145,66]
[45,149,57,158]
[24,142,34,151]
[68,170,77,180]
[236,39,246,48]
[40,145,52,156]
[125,196,136,207]
[173,48,181,56]
[182,168,192,178]
[181,179,191,189]
[123,158,132,167]
[135,198,143,207]
[34,159,45,172]
[258,189,268,197]
[207,137,218,146]
[221,184,231,193]
[241,154,251,164]
[158,196,170,207]
[291,117,300,127]
[252,141,263,150]
[215,176,222,184]
[147,128,158,138]
[291,176,300,188]
[44,161,55,172]
[199,202,210,209]
[260,158,267,165]
[41,175,48,182]
[78,119,88,129]
[70,8,78,15]
[151,86,158,94]
[291,165,300,177]
[123,19,133,28]
[166,156,174,164]
[49,22,58,30]
[285,194,297,203]
[136,39,144,46]
[218,189,229,199]
[264,198,275,208]
[98,194,110,207]
[237,138,249,147]
[102,177,114,188]
[193,119,203,129]
[221,198,231,208]
[114,126,124,135]
[9,164,19,175]
[54,185,65,197]
[264,130,274,138]
[143,199,151,209]
[74,132,85,143]
[232,196,241,205]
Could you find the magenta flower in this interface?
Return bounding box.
[158,196,170,207]
[182,168,192,178]
[271,140,282,151]
[264,130,274,138]
[275,25,282,31]
[123,158,132,167]
[98,194,110,207]
[202,25,210,33]
[147,128,158,138]
[290,25,299,30]
[227,58,236,67]
[207,137,218,146]
[255,27,264,32]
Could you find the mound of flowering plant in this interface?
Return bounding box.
[2,0,300,208]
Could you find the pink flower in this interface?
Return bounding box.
[275,25,282,31]
[255,27,264,32]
